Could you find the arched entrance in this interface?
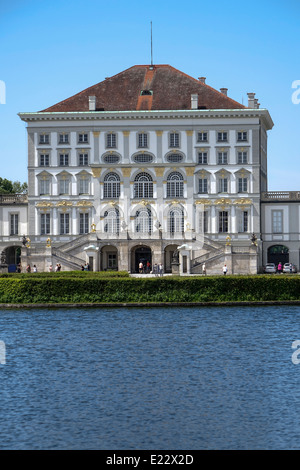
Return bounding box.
[1,246,21,272]
[268,245,289,266]
[132,246,152,273]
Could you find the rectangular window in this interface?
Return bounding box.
[10,214,18,235]
[238,151,248,164]
[169,132,179,148]
[60,213,70,235]
[138,133,148,148]
[79,178,89,194]
[108,253,117,269]
[238,177,248,193]
[59,154,69,166]
[197,132,208,142]
[237,131,247,142]
[219,211,228,233]
[79,213,89,234]
[106,133,116,148]
[78,133,88,143]
[59,179,70,195]
[79,153,88,166]
[238,211,248,233]
[198,152,208,165]
[59,133,69,144]
[198,178,208,194]
[40,154,49,166]
[41,213,50,235]
[218,152,228,164]
[40,179,50,195]
[39,134,50,144]
[218,178,228,193]
[272,210,283,233]
[217,132,228,142]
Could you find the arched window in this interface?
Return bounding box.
[135,208,152,234]
[168,207,184,234]
[103,172,120,198]
[166,172,184,198]
[133,172,153,199]
[104,208,120,234]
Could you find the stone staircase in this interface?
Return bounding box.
[191,237,225,274]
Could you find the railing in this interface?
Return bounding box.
[261,191,300,201]
[0,194,28,204]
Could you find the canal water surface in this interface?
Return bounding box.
[0,305,300,449]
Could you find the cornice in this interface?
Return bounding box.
[18,108,274,130]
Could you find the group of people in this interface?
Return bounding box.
[138,261,164,276]
[80,263,90,271]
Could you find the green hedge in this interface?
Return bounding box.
[0,275,299,304]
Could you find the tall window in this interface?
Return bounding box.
[198,152,208,165]
[10,214,18,235]
[218,151,228,164]
[219,211,228,233]
[238,177,248,193]
[59,178,70,195]
[238,151,248,164]
[41,213,50,235]
[104,173,120,198]
[40,178,50,195]
[168,208,184,234]
[237,131,247,142]
[104,208,120,235]
[40,154,49,166]
[79,213,89,234]
[238,211,248,233]
[135,208,152,234]
[138,132,148,148]
[169,132,179,148]
[133,172,153,199]
[79,177,89,195]
[218,178,228,193]
[198,178,208,194]
[272,210,283,233]
[199,211,208,233]
[79,153,88,166]
[166,172,184,198]
[60,213,70,235]
[59,154,69,166]
[106,133,116,148]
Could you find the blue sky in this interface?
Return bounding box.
[0,0,299,190]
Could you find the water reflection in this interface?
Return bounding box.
[0,305,300,449]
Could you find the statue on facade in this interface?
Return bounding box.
[22,235,28,246]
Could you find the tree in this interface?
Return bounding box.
[0,178,28,194]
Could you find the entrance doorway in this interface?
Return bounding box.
[133,246,152,273]
[267,245,289,266]
[3,246,21,272]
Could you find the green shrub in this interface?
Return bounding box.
[0,275,299,304]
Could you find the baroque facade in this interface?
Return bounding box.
[0,64,299,273]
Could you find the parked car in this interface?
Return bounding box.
[264,263,276,274]
[283,263,297,273]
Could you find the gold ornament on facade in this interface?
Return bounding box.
[57,200,73,207]
[76,200,93,207]
[91,168,102,178]
[226,235,231,246]
[121,167,132,177]
[185,167,195,176]
[46,238,51,247]
[90,223,96,232]
[154,167,165,177]
[233,198,252,207]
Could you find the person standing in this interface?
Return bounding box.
[223,264,228,275]
[202,263,206,276]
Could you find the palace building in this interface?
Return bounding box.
[0,64,299,273]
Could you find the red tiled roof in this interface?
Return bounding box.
[40,65,245,112]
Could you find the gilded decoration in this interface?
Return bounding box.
[233,198,252,207]
[46,238,51,247]
[121,168,132,177]
[76,200,93,207]
[214,198,232,210]
[36,202,54,208]
[185,167,195,176]
[93,131,100,137]
[91,168,102,178]
[195,199,211,205]
[154,167,165,177]
[57,200,73,207]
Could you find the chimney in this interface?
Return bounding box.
[220,88,228,96]
[191,94,198,109]
[254,98,260,109]
[198,77,206,84]
[89,96,96,111]
[247,92,256,108]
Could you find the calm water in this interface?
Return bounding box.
[0,305,300,449]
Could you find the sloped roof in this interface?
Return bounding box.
[41,64,245,112]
